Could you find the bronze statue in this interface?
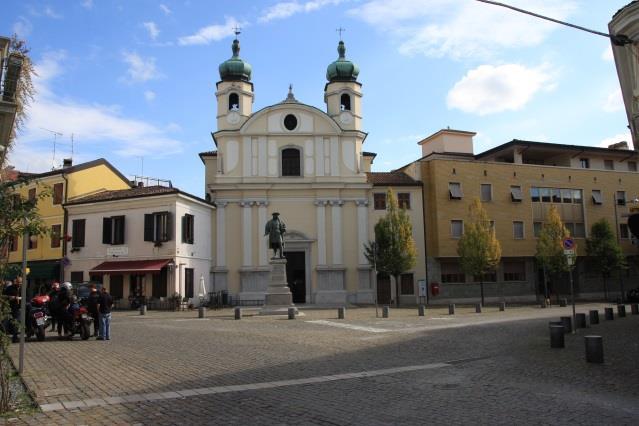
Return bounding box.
[264,212,286,259]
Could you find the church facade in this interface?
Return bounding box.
[200,37,426,305]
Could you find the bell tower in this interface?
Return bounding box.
[324,37,362,131]
[216,30,254,130]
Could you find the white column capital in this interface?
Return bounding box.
[216,201,229,208]
[255,200,269,207]
[314,199,328,206]
[239,200,255,207]
[355,199,369,207]
[329,199,344,207]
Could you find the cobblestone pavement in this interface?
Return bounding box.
[5,303,639,425]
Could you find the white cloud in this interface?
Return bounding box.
[8,51,183,169]
[602,46,614,62]
[44,6,63,19]
[447,63,554,115]
[259,0,345,23]
[178,17,244,46]
[121,52,163,83]
[603,88,623,113]
[144,90,156,102]
[349,0,576,59]
[13,17,33,38]
[159,4,172,15]
[143,22,160,40]
[81,0,94,9]
[599,132,631,148]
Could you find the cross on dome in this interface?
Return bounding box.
[336,27,345,40]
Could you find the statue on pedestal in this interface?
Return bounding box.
[264,212,286,259]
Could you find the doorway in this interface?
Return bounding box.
[285,251,306,303]
[377,273,391,305]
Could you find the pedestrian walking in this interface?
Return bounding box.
[97,287,113,341]
[86,284,100,337]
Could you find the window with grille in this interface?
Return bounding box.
[473,272,496,282]
[281,148,301,176]
[503,261,526,281]
[441,262,465,283]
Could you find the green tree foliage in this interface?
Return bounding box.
[586,218,626,300]
[535,205,570,275]
[457,198,501,305]
[364,188,417,307]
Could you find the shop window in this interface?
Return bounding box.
[281,148,301,176]
[398,193,411,209]
[373,193,386,210]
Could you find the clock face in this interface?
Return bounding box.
[226,111,240,125]
[339,111,352,125]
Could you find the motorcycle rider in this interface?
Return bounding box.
[86,284,100,337]
[48,282,60,333]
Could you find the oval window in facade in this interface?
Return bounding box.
[284,114,298,131]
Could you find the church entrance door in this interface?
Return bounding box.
[377,273,391,305]
[285,251,306,304]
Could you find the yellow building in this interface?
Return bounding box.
[4,158,131,292]
[408,129,639,303]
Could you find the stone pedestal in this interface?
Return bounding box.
[259,258,299,316]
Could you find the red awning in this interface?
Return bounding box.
[90,259,172,274]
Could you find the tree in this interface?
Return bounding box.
[535,205,570,300]
[364,188,417,307]
[586,218,626,301]
[457,198,501,306]
[0,35,36,169]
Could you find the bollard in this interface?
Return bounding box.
[575,313,587,329]
[382,306,390,318]
[549,320,563,330]
[499,302,506,312]
[589,310,599,325]
[605,307,614,320]
[475,303,482,313]
[585,335,604,364]
[617,304,626,318]
[338,307,345,320]
[559,298,567,307]
[288,307,296,320]
[550,325,565,348]
[234,307,242,320]
[631,303,639,315]
[418,305,425,317]
[140,304,147,315]
[448,304,455,315]
[198,306,205,318]
[560,316,572,333]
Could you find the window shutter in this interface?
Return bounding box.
[181,215,187,243]
[163,212,171,241]
[102,217,112,244]
[118,216,125,244]
[190,215,195,244]
[144,214,154,241]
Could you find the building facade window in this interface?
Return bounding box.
[451,220,463,238]
[51,224,61,248]
[400,273,414,295]
[144,212,171,243]
[103,216,125,245]
[281,148,301,176]
[53,183,64,205]
[28,232,37,250]
[185,268,194,298]
[604,159,614,170]
[283,114,298,131]
[617,191,626,206]
[510,186,522,202]
[480,184,492,202]
[182,214,195,244]
[533,222,543,237]
[579,158,590,169]
[441,262,465,283]
[72,219,86,248]
[70,271,84,283]
[530,187,583,204]
[628,161,637,172]
[503,260,526,281]
[340,93,351,111]
[620,223,630,239]
[473,272,496,283]
[592,190,603,205]
[28,188,36,202]
[228,93,239,111]
[152,268,168,298]
[397,193,411,209]
[449,182,462,200]
[513,221,524,239]
[373,193,386,210]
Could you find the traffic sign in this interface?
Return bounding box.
[562,237,575,250]
[563,249,575,256]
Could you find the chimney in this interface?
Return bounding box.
[62,158,73,168]
[608,141,629,150]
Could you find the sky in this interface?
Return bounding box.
[1,0,633,196]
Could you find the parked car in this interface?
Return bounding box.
[73,282,104,303]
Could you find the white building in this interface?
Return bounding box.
[64,185,214,307]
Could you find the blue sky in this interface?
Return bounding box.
[1,0,632,195]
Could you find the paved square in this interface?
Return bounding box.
[7,304,639,424]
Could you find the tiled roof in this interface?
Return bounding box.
[198,151,218,164]
[366,172,421,186]
[65,185,211,206]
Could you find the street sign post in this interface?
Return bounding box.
[562,237,577,333]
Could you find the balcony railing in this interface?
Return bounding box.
[0,53,23,104]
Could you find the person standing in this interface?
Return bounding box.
[2,278,22,343]
[86,285,100,337]
[97,287,113,341]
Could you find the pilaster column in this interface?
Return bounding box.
[330,200,344,265]
[240,201,254,267]
[257,201,269,266]
[215,201,228,267]
[315,200,327,265]
[355,199,369,265]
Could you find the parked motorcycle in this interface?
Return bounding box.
[66,305,92,340]
[28,295,51,341]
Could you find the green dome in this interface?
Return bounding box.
[326,41,359,82]
[219,39,252,82]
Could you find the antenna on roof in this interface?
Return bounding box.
[40,127,63,170]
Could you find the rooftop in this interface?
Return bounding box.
[366,171,421,186]
[65,185,210,206]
